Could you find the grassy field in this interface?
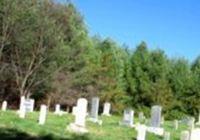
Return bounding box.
[0,111,189,140]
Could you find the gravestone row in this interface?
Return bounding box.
[1,98,200,139]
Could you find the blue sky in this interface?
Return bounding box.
[60,0,200,61]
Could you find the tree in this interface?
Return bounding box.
[5,0,65,97]
[168,58,193,115]
[0,0,19,75]
[149,50,173,111]
[45,3,102,106]
[128,42,151,108]
[95,38,128,113]
[189,56,200,116]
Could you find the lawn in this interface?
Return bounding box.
[0,111,188,140]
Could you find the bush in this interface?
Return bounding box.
[165,109,188,120]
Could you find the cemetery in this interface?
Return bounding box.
[1,99,200,140]
[1,0,200,140]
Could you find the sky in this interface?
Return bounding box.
[59,0,200,61]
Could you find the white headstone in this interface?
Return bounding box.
[54,104,61,115]
[72,106,77,115]
[102,102,111,116]
[68,98,88,133]
[139,112,145,123]
[180,131,190,140]
[190,128,200,140]
[150,105,162,128]
[19,96,25,112]
[39,105,47,125]
[161,116,164,125]
[188,117,195,130]
[136,124,147,140]
[120,109,134,127]
[30,99,34,112]
[163,131,170,140]
[24,99,34,112]
[75,98,87,127]
[19,96,34,113]
[196,114,200,125]
[19,105,26,119]
[174,120,178,130]
[1,101,7,111]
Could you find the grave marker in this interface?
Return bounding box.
[180,131,190,140]
[188,117,195,130]
[163,131,170,140]
[190,128,200,140]
[136,124,147,140]
[88,97,102,125]
[19,105,26,119]
[54,104,62,116]
[19,96,34,113]
[150,105,162,128]
[139,112,145,123]
[196,114,200,125]
[19,96,25,112]
[174,120,178,130]
[39,105,47,125]
[1,101,7,111]
[68,98,88,133]
[119,109,134,127]
[72,106,77,115]
[102,102,111,116]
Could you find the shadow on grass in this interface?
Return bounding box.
[0,128,90,140]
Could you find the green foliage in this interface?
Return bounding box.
[93,38,129,113]
[165,109,188,120]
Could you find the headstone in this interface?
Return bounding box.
[174,120,178,130]
[190,128,200,140]
[136,124,147,140]
[66,106,70,113]
[139,112,145,123]
[196,114,200,125]
[24,99,35,112]
[180,131,190,140]
[68,98,88,133]
[102,102,111,116]
[19,96,34,113]
[188,117,195,130]
[181,117,193,126]
[19,105,26,119]
[144,118,148,125]
[88,97,102,125]
[90,97,99,119]
[150,105,162,127]
[1,101,7,111]
[163,131,170,140]
[72,106,77,115]
[54,104,62,116]
[161,116,164,125]
[119,109,134,127]
[39,105,47,125]
[19,96,25,112]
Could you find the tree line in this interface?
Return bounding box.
[0,0,200,119]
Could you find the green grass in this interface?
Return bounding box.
[0,111,189,140]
